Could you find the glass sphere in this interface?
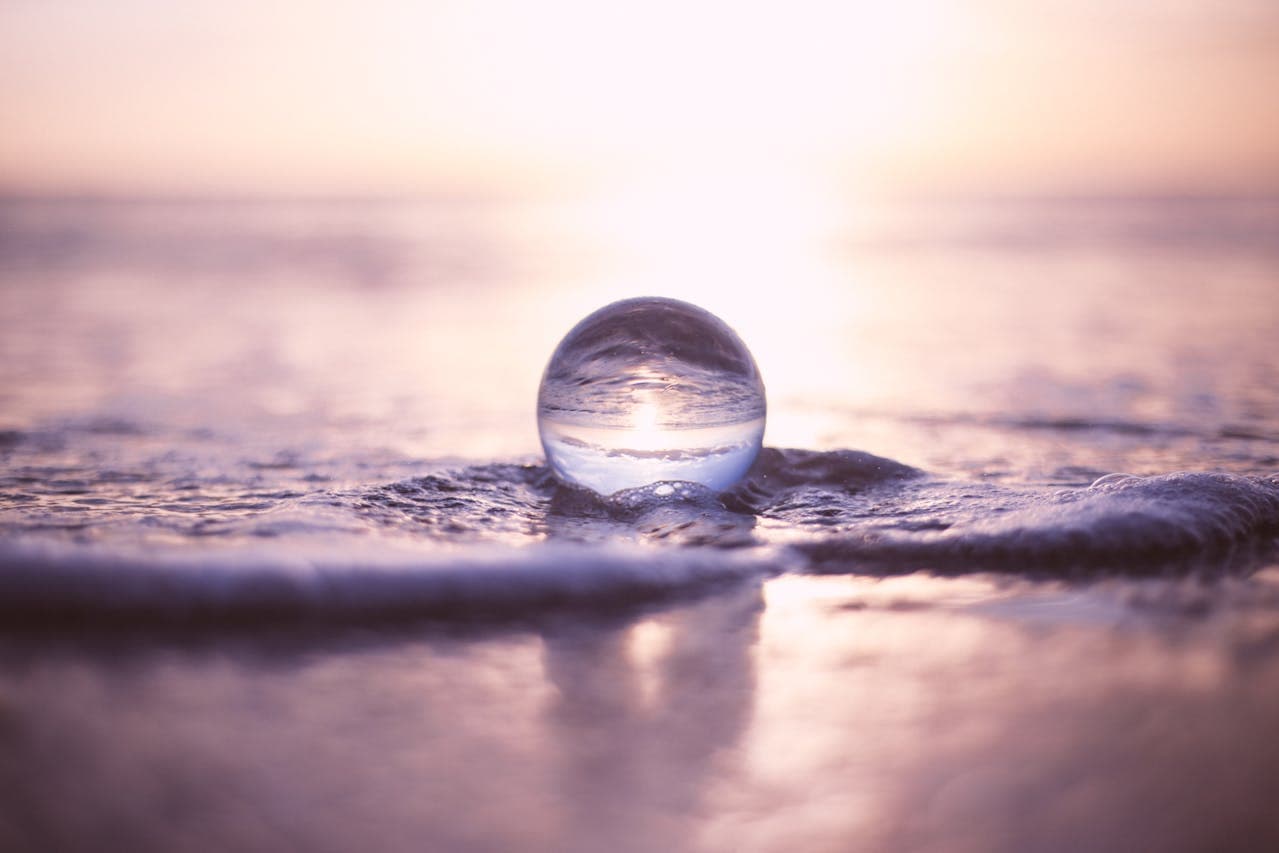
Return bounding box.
[537,297,766,495]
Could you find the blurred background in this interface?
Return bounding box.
[1,0,1277,477]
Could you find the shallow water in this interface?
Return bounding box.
[1,195,1278,850]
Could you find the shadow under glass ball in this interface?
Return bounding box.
[537,297,766,495]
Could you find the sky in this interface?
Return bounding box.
[1,0,1277,197]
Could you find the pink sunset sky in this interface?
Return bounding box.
[2,0,1277,197]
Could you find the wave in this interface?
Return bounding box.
[1,449,1276,624]
[0,539,780,626]
[795,471,1279,577]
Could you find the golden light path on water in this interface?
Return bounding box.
[514,174,860,452]
[626,401,663,451]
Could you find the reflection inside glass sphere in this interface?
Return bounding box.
[538,297,767,495]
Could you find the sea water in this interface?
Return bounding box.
[1,196,1278,851]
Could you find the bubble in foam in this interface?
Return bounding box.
[1090,473,1145,489]
[538,297,766,495]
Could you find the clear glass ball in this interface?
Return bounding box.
[538,297,766,495]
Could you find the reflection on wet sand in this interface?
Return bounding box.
[2,572,1279,851]
[716,574,1279,852]
[544,582,762,852]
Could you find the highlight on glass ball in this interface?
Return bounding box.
[537,297,767,495]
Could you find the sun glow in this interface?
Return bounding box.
[375,0,959,186]
[626,400,666,452]
[3,2,1275,195]
[0,0,960,193]
[552,171,854,423]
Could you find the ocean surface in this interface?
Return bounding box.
[1,194,1278,851]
